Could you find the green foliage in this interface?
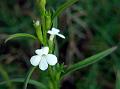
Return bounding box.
[0,78,47,89]
[52,0,78,19]
[5,33,37,43]
[23,67,36,89]
[62,46,117,79]
[0,65,14,89]
[0,0,120,89]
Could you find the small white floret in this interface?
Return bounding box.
[47,28,65,40]
[30,47,58,71]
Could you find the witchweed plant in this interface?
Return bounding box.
[0,0,118,89]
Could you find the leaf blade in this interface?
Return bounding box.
[23,66,36,89]
[52,0,78,19]
[62,46,117,79]
[0,78,47,89]
[5,33,37,43]
[0,65,14,89]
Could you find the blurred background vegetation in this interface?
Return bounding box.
[0,0,120,89]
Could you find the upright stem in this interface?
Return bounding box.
[48,67,60,89]
[48,38,60,89]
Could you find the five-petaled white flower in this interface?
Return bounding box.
[30,47,58,71]
[48,28,65,40]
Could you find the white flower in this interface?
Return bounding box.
[48,28,65,40]
[30,47,58,71]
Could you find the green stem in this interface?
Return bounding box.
[48,38,60,89]
[48,67,59,89]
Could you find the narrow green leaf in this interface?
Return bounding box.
[23,66,36,89]
[5,33,37,43]
[62,46,117,79]
[52,0,78,19]
[0,65,14,89]
[0,78,47,89]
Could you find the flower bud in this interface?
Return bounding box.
[39,0,46,14]
[45,11,52,31]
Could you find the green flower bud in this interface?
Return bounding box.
[39,0,46,15]
[45,11,52,31]
[33,20,43,44]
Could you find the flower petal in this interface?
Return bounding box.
[35,47,49,55]
[52,28,60,34]
[57,34,65,39]
[42,47,49,55]
[48,30,54,35]
[35,49,43,55]
[39,58,48,71]
[46,54,58,66]
[30,55,41,66]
